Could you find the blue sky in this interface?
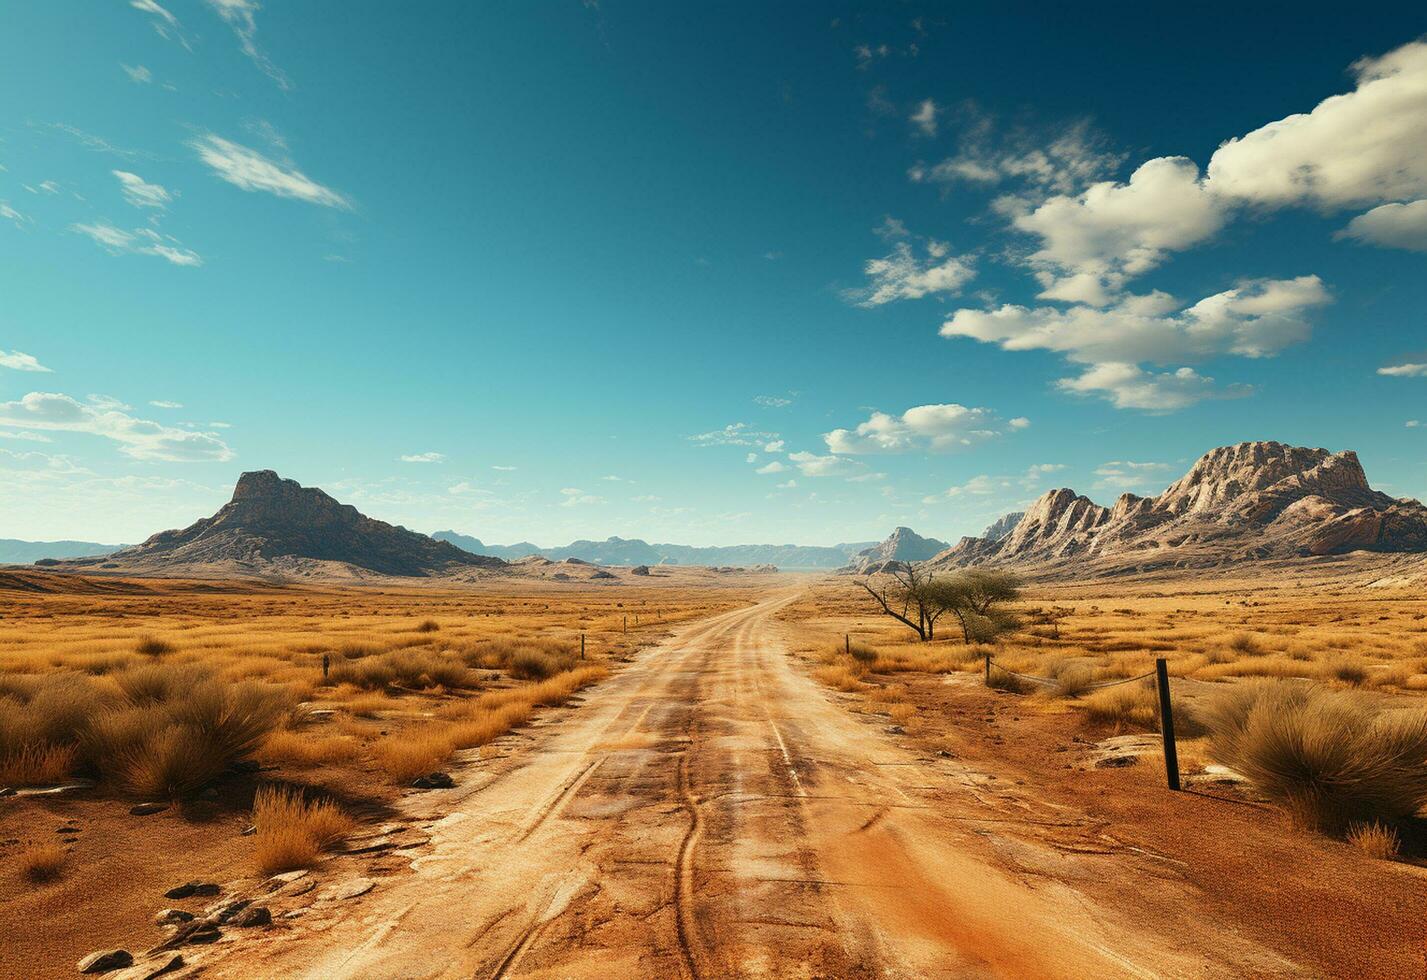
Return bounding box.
[2,3,1425,546]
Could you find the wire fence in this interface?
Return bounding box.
[984,659,1157,691]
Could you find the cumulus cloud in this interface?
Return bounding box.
[787,451,864,478]
[71,222,201,266]
[559,487,603,507]
[1011,157,1228,303]
[847,240,975,306]
[1379,362,1427,377]
[189,134,350,209]
[1056,363,1248,411]
[755,460,786,474]
[912,120,1123,195]
[113,170,171,209]
[922,463,1065,504]
[0,392,233,461]
[1,350,51,372]
[1339,200,1427,251]
[399,452,445,463]
[204,0,290,90]
[824,403,1016,454]
[944,277,1329,363]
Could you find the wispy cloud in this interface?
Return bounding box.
[559,487,603,507]
[0,392,233,462]
[0,350,51,373]
[687,422,780,447]
[121,64,152,84]
[1378,362,1427,377]
[399,451,445,463]
[1,202,30,228]
[189,134,350,208]
[910,98,938,137]
[204,0,290,90]
[71,222,202,266]
[753,394,793,408]
[113,170,171,210]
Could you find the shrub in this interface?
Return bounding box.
[1346,821,1401,860]
[813,665,865,692]
[18,842,66,884]
[845,641,878,665]
[1081,682,1158,729]
[1227,632,1265,656]
[0,742,77,786]
[256,730,357,769]
[328,649,474,691]
[1046,660,1095,698]
[987,666,1033,694]
[134,635,175,657]
[373,731,454,782]
[415,619,441,633]
[1202,681,1427,834]
[509,650,568,681]
[252,784,356,873]
[1323,657,1369,686]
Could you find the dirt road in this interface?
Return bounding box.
[193,587,1300,978]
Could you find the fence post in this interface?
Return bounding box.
[1155,658,1180,791]
[580,633,585,660]
[845,634,850,655]
[984,653,991,686]
[322,652,329,681]
[623,614,627,634]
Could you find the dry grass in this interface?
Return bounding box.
[256,730,359,769]
[373,731,456,781]
[813,664,865,692]
[1203,681,1427,835]
[134,635,175,657]
[252,784,357,873]
[0,741,77,786]
[17,842,67,884]
[1081,682,1159,728]
[1346,821,1401,860]
[327,648,474,691]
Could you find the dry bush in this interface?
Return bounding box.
[134,635,175,657]
[257,730,357,769]
[328,649,474,691]
[1081,682,1159,729]
[1322,657,1369,686]
[813,665,865,692]
[17,842,67,883]
[373,731,454,781]
[0,742,77,786]
[445,703,533,749]
[845,641,878,665]
[1346,821,1401,860]
[1227,632,1266,656]
[252,784,356,873]
[987,666,1033,694]
[1203,681,1427,834]
[887,703,916,724]
[509,650,569,681]
[415,619,441,633]
[337,691,396,717]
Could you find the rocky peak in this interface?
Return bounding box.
[1156,442,1356,516]
[980,512,1024,542]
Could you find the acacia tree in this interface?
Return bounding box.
[924,570,1023,644]
[858,562,951,641]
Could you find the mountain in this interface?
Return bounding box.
[69,471,506,579]
[843,527,950,573]
[432,532,875,569]
[980,512,1023,542]
[930,442,1427,576]
[0,539,123,564]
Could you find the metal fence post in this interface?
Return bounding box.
[1155,657,1180,791]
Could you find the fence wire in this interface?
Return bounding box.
[986,659,1157,691]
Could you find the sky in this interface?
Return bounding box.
[2,3,1426,547]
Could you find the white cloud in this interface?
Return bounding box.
[600,475,625,482]
[87,394,132,412]
[1339,200,1427,251]
[1008,416,1030,429]
[0,392,233,461]
[0,429,51,442]
[130,0,187,45]
[399,452,445,463]
[763,440,784,452]
[923,463,1066,504]
[912,120,1124,196]
[1094,460,1171,489]
[189,134,350,209]
[0,350,51,372]
[941,276,1330,405]
[1,202,30,228]
[775,479,797,489]
[632,494,662,503]
[1057,363,1246,412]
[1011,157,1228,303]
[825,403,1012,454]
[113,170,171,210]
[787,451,864,478]
[753,394,793,408]
[1379,362,1427,377]
[688,422,779,447]
[744,452,758,464]
[559,487,603,507]
[204,0,290,90]
[847,240,975,306]
[1407,420,1421,428]
[491,464,517,471]
[122,64,152,84]
[72,222,202,266]
[910,99,939,136]
[755,460,786,474]
[148,400,182,409]
[1207,42,1427,212]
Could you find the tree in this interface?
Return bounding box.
[922,569,1023,644]
[858,562,950,641]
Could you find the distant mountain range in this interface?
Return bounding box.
[0,539,123,564]
[430,531,876,569]
[841,526,950,573]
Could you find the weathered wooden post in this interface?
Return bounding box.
[580,633,585,660]
[984,653,991,686]
[845,634,850,655]
[1155,658,1181,791]
[322,652,329,681]
[623,614,627,633]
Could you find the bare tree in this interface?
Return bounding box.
[858,562,951,641]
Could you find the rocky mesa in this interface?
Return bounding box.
[68,470,506,579]
[930,441,1427,576]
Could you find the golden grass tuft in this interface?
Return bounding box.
[1203,681,1427,835]
[1081,682,1159,728]
[256,730,358,769]
[813,664,865,692]
[1346,820,1401,860]
[327,649,474,691]
[17,841,67,884]
[134,635,175,657]
[0,741,77,786]
[415,619,441,633]
[252,784,356,874]
[373,731,455,781]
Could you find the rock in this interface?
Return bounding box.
[268,869,308,884]
[284,878,316,897]
[411,771,455,789]
[0,786,15,797]
[205,898,250,923]
[151,920,221,951]
[153,909,194,927]
[630,565,651,576]
[885,725,905,735]
[162,881,219,900]
[234,906,271,927]
[78,949,133,974]
[110,953,183,980]
[129,802,168,816]
[323,877,375,901]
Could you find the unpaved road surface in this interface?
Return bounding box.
[194,588,1300,978]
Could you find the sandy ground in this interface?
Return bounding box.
[153,584,1343,979]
